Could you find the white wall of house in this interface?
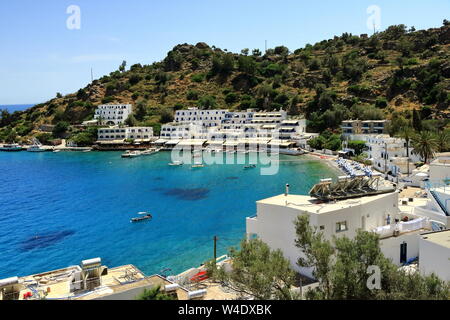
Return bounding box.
[429,157,450,184]
[379,232,420,266]
[246,192,400,278]
[418,232,450,281]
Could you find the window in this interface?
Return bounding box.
[336,221,348,233]
[319,225,325,231]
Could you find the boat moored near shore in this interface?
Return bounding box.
[0,143,23,152]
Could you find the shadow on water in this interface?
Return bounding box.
[20,230,76,251]
[163,188,210,201]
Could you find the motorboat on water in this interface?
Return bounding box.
[121,150,142,158]
[141,148,159,156]
[244,164,257,169]
[130,212,152,223]
[0,143,23,151]
[168,160,183,166]
[27,138,48,152]
[192,162,205,168]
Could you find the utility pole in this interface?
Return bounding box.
[91,68,94,82]
[213,236,218,265]
[384,142,388,179]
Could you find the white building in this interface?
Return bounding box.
[418,230,450,281]
[160,108,313,150]
[251,110,287,125]
[94,104,132,126]
[429,154,450,185]
[348,134,422,175]
[174,108,228,127]
[246,183,433,278]
[97,126,153,142]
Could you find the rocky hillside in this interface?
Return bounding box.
[1,21,449,143]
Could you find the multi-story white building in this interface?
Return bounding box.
[94,104,132,126]
[348,134,421,175]
[246,179,433,278]
[161,108,311,149]
[251,110,287,125]
[97,126,153,142]
[174,108,228,127]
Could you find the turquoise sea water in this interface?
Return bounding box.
[0,151,338,279]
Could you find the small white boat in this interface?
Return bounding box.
[168,160,183,166]
[121,150,142,158]
[141,148,158,156]
[192,161,205,168]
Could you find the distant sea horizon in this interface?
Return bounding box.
[0,104,37,113]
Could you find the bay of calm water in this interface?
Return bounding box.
[0,151,338,279]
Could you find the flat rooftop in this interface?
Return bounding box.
[14,264,146,300]
[257,191,397,214]
[421,230,450,249]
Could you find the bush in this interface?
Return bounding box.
[375,98,388,108]
[224,92,239,104]
[52,121,70,138]
[191,73,205,83]
[186,90,199,100]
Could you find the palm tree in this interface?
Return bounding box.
[435,130,450,153]
[411,131,439,164]
[396,126,414,175]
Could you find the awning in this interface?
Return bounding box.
[269,140,294,147]
[223,140,239,146]
[154,139,169,144]
[96,139,125,144]
[165,140,180,145]
[238,139,270,145]
[261,125,277,130]
[206,140,225,146]
[176,139,206,147]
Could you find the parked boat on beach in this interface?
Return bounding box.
[0,143,23,151]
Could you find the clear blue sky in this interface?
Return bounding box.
[0,0,448,105]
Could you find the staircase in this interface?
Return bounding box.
[429,190,449,217]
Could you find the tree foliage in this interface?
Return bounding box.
[206,238,298,300]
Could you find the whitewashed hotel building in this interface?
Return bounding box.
[97,126,153,142]
[94,104,132,126]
